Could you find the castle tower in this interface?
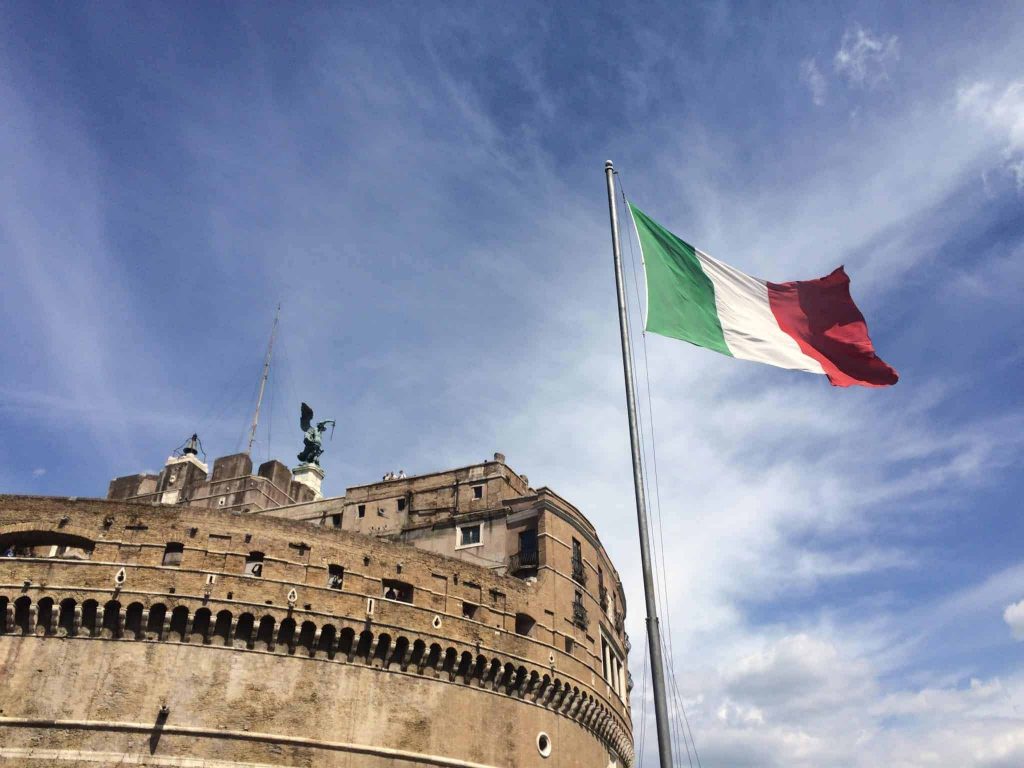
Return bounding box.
[1,452,635,767]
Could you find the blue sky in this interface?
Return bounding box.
[2,2,1023,765]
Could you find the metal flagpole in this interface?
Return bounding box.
[604,160,675,768]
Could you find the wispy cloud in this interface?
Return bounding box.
[799,58,827,106]
[957,80,1024,189]
[834,25,900,87]
[1004,600,1024,641]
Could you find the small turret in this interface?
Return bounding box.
[158,434,210,504]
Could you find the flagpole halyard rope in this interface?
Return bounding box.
[619,182,677,663]
[618,181,677,669]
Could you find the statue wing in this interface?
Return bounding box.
[300,402,313,432]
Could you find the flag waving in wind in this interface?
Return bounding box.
[628,203,898,387]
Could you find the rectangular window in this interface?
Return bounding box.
[601,634,625,698]
[519,528,537,555]
[459,524,481,547]
[382,579,413,603]
[462,601,478,620]
[327,564,344,589]
[162,542,184,567]
[571,538,586,585]
[572,590,588,629]
[472,484,483,499]
[330,514,341,528]
[357,504,366,518]
[244,551,264,578]
[397,497,407,512]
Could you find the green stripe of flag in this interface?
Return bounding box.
[628,202,731,356]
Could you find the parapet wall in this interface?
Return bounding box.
[0,495,633,768]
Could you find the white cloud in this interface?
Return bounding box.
[957,80,1024,189]
[723,634,875,718]
[633,628,1024,768]
[31,468,46,478]
[834,25,900,87]
[957,81,1024,152]
[1004,600,1024,640]
[799,58,827,106]
[0,66,144,462]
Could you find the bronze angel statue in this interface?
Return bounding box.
[297,402,335,465]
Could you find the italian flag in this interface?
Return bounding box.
[629,203,898,387]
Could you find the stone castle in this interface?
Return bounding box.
[0,439,634,767]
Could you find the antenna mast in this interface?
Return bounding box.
[247,303,280,455]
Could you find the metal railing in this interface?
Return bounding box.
[571,557,587,586]
[572,599,589,629]
[508,548,539,574]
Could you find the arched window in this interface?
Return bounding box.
[391,636,410,670]
[373,633,392,667]
[515,612,536,637]
[37,598,54,635]
[234,613,255,648]
[58,598,77,636]
[277,617,296,650]
[102,600,122,638]
[214,610,233,645]
[125,603,144,639]
[317,624,336,658]
[14,596,31,634]
[298,621,317,655]
[409,639,426,670]
[169,606,189,640]
[256,615,275,649]
[425,643,442,671]
[146,604,167,639]
[192,608,212,643]
[356,630,373,660]
[81,600,99,636]
[0,531,94,560]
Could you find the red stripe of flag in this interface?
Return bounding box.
[767,267,899,388]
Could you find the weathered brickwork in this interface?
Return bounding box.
[0,488,634,768]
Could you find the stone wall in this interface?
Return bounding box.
[0,495,633,768]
